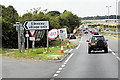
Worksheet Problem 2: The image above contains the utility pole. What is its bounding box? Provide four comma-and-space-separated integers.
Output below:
106, 6, 111, 29
116, 0, 118, 32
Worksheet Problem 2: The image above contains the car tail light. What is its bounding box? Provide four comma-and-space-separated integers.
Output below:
105, 42, 107, 46
89, 43, 91, 47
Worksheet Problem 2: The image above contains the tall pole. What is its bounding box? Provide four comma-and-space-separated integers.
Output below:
106, 6, 111, 29
17, 22, 21, 53
26, 31, 29, 53
116, 0, 118, 32
47, 30, 49, 52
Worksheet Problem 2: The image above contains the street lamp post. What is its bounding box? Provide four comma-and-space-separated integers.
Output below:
116, 0, 118, 32
106, 6, 111, 29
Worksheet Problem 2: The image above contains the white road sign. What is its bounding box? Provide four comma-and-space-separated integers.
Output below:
48, 29, 59, 39
23, 21, 49, 30
25, 34, 29, 38
29, 37, 35, 41
58, 28, 67, 39
29, 30, 36, 37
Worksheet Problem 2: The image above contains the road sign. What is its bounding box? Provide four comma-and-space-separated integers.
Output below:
73, 29, 77, 33
58, 28, 67, 39
25, 34, 29, 38
29, 30, 36, 37
23, 21, 49, 30
48, 29, 59, 39
29, 37, 35, 41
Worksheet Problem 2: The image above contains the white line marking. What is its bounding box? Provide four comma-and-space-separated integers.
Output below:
68, 49, 73, 53
61, 65, 65, 68
65, 53, 74, 63
64, 50, 68, 53
76, 44, 80, 49
58, 68, 62, 70
108, 47, 120, 61
53, 74, 58, 77
56, 71, 61, 74
64, 62, 67, 65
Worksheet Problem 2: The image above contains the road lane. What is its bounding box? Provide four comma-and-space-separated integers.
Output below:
57, 33, 118, 78
2, 57, 62, 78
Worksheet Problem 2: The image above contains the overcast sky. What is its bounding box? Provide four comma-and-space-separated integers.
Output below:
0, 0, 120, 17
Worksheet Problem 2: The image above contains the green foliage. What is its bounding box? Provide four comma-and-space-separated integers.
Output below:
1, 5, 18, 48
2, 5, 80, 48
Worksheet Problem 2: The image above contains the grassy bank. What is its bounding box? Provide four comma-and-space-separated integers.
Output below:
2, 40, 76, 60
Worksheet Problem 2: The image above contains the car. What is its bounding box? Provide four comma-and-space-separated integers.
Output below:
69, 34, 76, 39
94, 32, 99, 35
84, 31, 88, 34
106, 28, 109, 31
86, 35, 108, 53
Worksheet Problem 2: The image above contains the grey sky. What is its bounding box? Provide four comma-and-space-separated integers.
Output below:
0, 0, 119, 17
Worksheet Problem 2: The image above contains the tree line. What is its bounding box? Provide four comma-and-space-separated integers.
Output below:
80, 15, 120, 20
1, 5, 80, 48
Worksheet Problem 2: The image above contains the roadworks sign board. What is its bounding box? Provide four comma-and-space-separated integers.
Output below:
23, 21, 49, 30
58, 28, 67, 40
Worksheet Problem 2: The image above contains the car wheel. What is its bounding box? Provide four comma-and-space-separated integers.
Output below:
104, 48, 108, 53
88, 49, 91, 54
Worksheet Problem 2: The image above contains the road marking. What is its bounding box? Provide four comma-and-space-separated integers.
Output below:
61, 64, 65, 68
76, 44, 80, 49
58, 68, 62, 70
56, 71, 61, 74
65, 53, 74, 63
53, 74, 58, 77
64, 50, 68, 53
52, 53, 74, 78
108, 47, 120, 61
68, 49, 73, 53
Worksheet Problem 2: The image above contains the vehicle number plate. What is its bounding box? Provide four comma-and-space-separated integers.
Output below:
91, 43, 95, 45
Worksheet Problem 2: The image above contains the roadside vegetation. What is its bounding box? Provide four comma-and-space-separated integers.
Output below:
2, 39, 76, 60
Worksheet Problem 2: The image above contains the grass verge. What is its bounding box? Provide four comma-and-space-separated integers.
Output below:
2, 40, 76, 61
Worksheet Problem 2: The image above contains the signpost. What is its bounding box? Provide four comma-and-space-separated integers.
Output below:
23, 21, 49, 30
13, 22, 25, 53
58, 28, 67, 40
23, 21, 49, 53
48, 29, 59, 39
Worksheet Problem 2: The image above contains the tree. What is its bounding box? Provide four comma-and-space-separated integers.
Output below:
1, 5, 19, 48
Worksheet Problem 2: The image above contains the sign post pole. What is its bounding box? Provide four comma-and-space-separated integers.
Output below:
18, 23, 21, 53
47, 30, 49, 52
26, 31, 29, 53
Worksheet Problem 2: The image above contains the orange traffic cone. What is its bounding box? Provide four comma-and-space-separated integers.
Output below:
67, 41, 69, 48
61, 43, 64, 53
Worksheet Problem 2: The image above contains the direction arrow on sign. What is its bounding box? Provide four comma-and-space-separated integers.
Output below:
23, 21, 49, 30
29, 30, 36, 37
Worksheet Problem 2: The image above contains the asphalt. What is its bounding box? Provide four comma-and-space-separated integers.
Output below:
56, 32, 118, 78
1, 31, 119, 79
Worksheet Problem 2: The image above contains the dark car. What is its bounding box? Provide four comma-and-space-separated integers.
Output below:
86, 35, 108, 53
94, 32, 99, 35
69, 34, 76, 39
84, 31, 88, 34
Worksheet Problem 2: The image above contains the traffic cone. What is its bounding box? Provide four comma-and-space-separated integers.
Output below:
61, 43, 64, 53
67, 41, 69, 48
68, 39, 71, 44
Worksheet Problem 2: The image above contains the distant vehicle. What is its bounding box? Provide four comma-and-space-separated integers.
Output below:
94, 32, 99, 35
69, 34, 76, 39
84, 31, 88, 34
86, 35, 108, 53
106, 28, 109, 31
